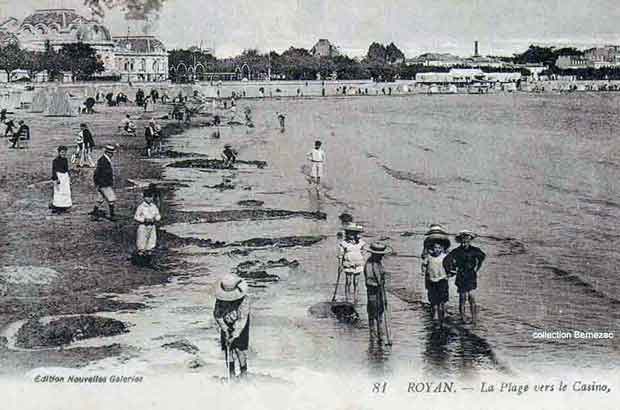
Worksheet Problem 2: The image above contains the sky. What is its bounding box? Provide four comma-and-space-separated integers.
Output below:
2, 0, 620, 57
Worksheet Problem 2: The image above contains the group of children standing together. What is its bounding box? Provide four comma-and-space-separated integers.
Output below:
336, 216, 486, 337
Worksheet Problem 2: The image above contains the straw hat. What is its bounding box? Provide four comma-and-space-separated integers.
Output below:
343, 223, 364, 233
104, 145, 116, 153
215, 274, 248, 302
363, 241, 393, 255
425, 224, 448, 236
455, 230, 476, 243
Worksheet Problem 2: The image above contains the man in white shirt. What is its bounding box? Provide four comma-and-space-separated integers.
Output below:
307, 140, 326, 185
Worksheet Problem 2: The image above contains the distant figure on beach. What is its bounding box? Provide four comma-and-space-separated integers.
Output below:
71, 129, 84, 167
9, 120, 29, 149
421, 230, 451, 327
134, 187, 161, 260
276, 112, 286, 132
51, 145, 72, 214
222, 144, 237, 168
214, 273, 251, 379
150, 89, 159, 104
443, 230, 486, 323
1, 108, 7, 123
364, 241, 392, 345
91, 145, 117, 221
145, 120, 158, 157
338, 223, 366, 303
4, 118, 15, 138
136, 89, 145, 107
80, 123, 96, 167
120, 114, 137, 136
336, 212, 354, 241
244, 107, 253, 127
306, 140, 325, 185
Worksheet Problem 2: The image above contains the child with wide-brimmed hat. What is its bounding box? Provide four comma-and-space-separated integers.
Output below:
443, 230, 486, 323
421, 230, 451, 327
214, 273, 251, 379
363, 241, 392, 345
338, 223, 366, 303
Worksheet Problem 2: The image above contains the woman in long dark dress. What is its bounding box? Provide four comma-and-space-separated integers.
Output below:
51, 146, 72, 214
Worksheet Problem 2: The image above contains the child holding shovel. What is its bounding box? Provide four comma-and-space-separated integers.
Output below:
214, 273, 251, 380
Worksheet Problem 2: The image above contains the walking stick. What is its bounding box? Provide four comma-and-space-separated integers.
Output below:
331, 264, 342, 302
381, 284, 393, 346
225, 341, 231, 382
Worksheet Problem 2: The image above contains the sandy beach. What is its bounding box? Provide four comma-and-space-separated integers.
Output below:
0, 101, 207, 373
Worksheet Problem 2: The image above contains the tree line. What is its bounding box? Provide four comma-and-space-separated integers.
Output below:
0, 40, 105, 82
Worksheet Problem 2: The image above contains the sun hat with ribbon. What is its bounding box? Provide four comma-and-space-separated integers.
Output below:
425, 224, 448, 236
215, 274, 248, 302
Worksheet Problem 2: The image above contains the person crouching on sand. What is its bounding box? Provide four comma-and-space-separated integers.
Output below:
363, 241, 392, 345
421, 233, 451, 327
443, 230, 486, 323
338, 223, 367, 303
214, 273, 251, 380
222, 144, 237, 168
134, 187, 161, 259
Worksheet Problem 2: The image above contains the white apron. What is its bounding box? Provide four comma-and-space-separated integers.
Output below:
136, 224, 157, 251
52, 172, 72, 208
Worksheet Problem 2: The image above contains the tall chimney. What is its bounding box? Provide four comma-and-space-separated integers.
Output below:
474, 41, 479, 57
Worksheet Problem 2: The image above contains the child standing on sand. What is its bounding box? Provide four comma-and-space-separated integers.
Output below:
338, 223, 366, 303
443, 230, 486, 323
421, 233, 451, 327
307, 140, 325, 186
134, 188, 161, 257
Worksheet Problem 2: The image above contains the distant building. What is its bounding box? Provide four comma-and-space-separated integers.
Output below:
0, 8, 169, 82
555, 55, 590, 70
114, 35, 169, 82
408, 53, 462, 67
310, 39, 340, 58
583, 46, 620, 68
416, 68, 485, 84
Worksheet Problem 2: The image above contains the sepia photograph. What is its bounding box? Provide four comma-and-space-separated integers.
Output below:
0, 1, 617, 409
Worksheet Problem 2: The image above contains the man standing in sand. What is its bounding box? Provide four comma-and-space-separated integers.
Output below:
307, 140, 326, 186
91, 145, 117, 221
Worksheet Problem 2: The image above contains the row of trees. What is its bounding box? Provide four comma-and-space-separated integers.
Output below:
169, 42, 409, 82
0, 41, 104, 82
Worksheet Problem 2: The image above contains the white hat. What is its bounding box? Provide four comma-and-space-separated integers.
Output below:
215, 274, 248, 301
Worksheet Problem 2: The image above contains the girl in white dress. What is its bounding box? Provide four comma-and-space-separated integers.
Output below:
134, 188, 161, 255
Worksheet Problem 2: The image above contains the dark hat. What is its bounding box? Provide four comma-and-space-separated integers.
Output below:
104, 145, 116, 153
57, 145, 68, 152
224, 144, 232, 148
455, 230, 476, 243
338, 212, 353, 224
363, 241, 393, 255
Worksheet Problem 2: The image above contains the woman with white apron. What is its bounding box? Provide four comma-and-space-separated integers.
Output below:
51, 145, 72, 214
